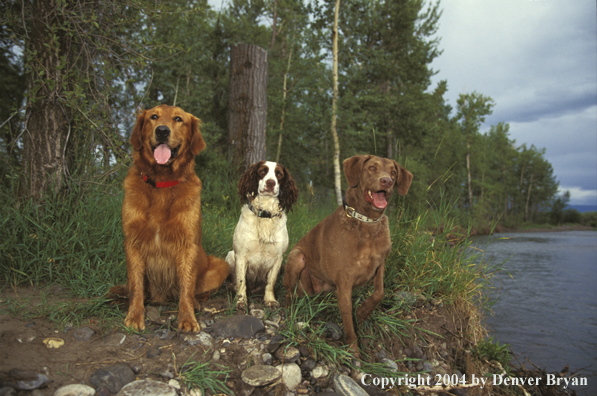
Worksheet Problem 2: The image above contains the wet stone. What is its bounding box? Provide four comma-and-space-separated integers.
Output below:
210, 315, 265, 339
266, 334, 285, 353
88, 364, 135, 394
301, 358, 316, 371
73, 327, 95, 341
0, 387, 16, 396
241, 365, 281, 387
277, 363, 301, 390
0, 369, 49, 391
274, 346, 301, 363
54, 384, 96, 396
116, 380, 176, 396
333, 374, 368, 396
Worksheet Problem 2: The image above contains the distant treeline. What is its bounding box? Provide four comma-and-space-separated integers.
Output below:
0, 0, 572, 227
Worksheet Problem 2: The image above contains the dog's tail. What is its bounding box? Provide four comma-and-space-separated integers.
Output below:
195, 255, 230, 301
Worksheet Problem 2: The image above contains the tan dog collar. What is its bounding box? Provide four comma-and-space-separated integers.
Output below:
343, 198, 383, 223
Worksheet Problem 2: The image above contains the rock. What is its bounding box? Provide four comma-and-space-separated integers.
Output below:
116, 380, 177, 396
315, 393, 342, 396
167, 379, 180, 390
241, 365, 281, 387
422, 361, 433, 372
0, 387, 16, 396
298, 346, 310, 357
43, 337, 65, 349
380, 358, 398, 373
210, 315, 265, 339
325, 322, 342, 341
0, 369, 49, 391
188, 389, 202, 396
146, 345, 162, 358
277, 364, 301, 390
88, 364, 135, 394
274, 346, 300, 363
312, 365, 329, 379
30, 390, 44, 396
160, 371, 174, 379
145, 306, 161, 322
430, 298, 443, 307
73, 327, 95, 341
262, 353, 273, 365
266, 335, 285, 353
301, 358, 316, 371
54, 384, 96, 396
212, 350, 221, 362
16, 329, 37, 344
184, 332, 214, 348
332, 375, 368, 396
358, 383, 388, 396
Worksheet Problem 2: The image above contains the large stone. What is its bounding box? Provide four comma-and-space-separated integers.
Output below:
210, 315, 265, 339
184, 332, 214, 348
0, 387, 16, 396
325, 322, 342, 341
277, 364, 301, 390
274, 346, 300, 363
0, 370, 49, 391
266, 335, 285, 353
333, 375, 368, 396
54, 384, 96, 396
73, 327, 95, 341
89, 364, 135, 394
116, 380, 177, 396
241, 365, 281, 387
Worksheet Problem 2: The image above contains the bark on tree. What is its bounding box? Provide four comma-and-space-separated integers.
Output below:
20, 0, 73, 201
330, 0, 342, 206
228, 44, 268, 171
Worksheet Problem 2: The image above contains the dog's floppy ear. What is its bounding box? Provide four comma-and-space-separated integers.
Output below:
130, 110, 146, 151
393, 161, 413, 196
190, 115, 206, 155
278, 164, 299, 212
238, 161, 263, 203
343, 155, 373, 188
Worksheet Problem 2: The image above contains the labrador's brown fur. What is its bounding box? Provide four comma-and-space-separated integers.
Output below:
283, 155, 412, 357
110, 104, 229, 332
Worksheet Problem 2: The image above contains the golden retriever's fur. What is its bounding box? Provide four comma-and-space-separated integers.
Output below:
110, 104, 228, 332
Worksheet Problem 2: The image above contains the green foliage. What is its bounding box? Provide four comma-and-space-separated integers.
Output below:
179, 354, 232, 396
581, 211, 597, 228
562, 208, 581, 224
474, 336, 512, 370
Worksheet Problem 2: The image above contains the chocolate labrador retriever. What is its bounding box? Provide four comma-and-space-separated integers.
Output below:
283, 155, 412, 357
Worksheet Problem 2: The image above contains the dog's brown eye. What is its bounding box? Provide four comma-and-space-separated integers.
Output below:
276, 171, 283, 180
150, 114, 158, 120
369, 166, 376, 171
175, 116, 183, 122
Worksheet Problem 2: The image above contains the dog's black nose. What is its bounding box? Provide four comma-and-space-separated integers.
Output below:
380, 177, 393, 188
155, 125, 170, 141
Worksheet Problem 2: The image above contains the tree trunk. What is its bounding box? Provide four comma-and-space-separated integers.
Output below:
466, 141, 473, 210
228, 44, 268, 171
275, 46, 293, 163
330, 0, 342, 206
21, 0, 73, 201
525, 172, 534, 222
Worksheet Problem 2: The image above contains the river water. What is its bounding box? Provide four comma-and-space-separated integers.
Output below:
472, 231, 597, 395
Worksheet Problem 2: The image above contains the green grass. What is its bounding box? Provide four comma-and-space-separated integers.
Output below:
179, 353, 232, 395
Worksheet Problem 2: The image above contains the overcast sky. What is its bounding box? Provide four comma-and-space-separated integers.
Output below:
429, 0, 597, 205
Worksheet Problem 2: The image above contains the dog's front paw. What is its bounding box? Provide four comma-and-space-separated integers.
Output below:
264, 299, 279, 309
178, 317, 200, 333
124, 311, 146, 332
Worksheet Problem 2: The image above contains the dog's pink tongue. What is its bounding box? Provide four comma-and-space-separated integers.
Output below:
372, 192, 387, 209
154, 144, 171, 164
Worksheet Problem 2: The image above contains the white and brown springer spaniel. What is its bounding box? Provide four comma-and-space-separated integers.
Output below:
226, 161, 299, 310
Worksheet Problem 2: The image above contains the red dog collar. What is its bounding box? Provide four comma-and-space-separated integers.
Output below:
143, 174, 180, 188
